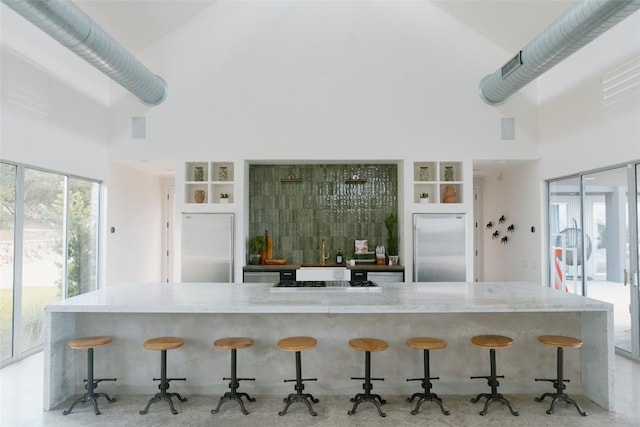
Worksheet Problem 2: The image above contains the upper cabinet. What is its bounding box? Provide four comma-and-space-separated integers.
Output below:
413, 161, 463, 204
184, 161, 234, 204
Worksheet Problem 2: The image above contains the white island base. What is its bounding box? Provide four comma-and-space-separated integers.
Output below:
44, 282, 614, 411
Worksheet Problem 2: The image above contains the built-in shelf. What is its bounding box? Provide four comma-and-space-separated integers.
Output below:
413, 161, 463, 204
184, 161, 234, 204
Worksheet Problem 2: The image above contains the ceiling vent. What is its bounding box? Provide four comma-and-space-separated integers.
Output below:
479, 0, 640, 106
1, 0, 167, 106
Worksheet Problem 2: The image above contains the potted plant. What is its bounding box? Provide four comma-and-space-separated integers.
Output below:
219, 193, 230, 203
248, 235, 266, 265
385, 213, 399, 265
419, 192, 430, 203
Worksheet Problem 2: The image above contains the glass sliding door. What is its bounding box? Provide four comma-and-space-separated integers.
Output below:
581, 167, 631, 353
66, 178, 100, 297
20, 168, 65, 353
548, 163, 640, 359
548, 176, 584, 295
0, 161, 102, 367
0, 163, 17, 362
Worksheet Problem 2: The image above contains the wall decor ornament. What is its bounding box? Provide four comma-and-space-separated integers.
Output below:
487, 215, 515, 244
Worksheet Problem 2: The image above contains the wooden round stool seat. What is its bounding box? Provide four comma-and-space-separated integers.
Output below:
349, 338, 388, 352
214, 337, 253, 350
407, 337, 447, 351
471, 335, 513, 349
68, 336, 112, 350
143, 336, 184, 351
278, 336, 317, 352
538, 335, 582, 348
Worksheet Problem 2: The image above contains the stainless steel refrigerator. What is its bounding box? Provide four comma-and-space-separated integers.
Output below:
413, 213, 467, 282
181, 213, 234, 282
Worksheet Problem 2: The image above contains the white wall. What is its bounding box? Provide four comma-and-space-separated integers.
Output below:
105, 163, 164, 286
108, 1, 540, 163
479, 162, 542, 283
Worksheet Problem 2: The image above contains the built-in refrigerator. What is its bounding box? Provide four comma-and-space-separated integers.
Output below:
181, 213, 234, 282
413, 213, 467, 282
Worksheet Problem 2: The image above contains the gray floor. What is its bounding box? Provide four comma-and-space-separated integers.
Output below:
1, 352, 639, 427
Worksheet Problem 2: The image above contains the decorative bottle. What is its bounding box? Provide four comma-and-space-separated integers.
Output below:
336, 249, 343, 265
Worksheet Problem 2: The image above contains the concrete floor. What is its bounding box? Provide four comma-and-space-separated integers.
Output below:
1, 351, 638, 427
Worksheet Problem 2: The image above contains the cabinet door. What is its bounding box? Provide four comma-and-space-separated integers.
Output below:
351, 271, 367, 282
368, 272, 404, 283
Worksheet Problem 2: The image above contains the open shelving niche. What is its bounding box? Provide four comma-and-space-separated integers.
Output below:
413, 161, 463, 204
184, 161, 234, 204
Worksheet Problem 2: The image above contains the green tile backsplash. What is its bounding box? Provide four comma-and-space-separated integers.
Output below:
249, 164, 398, 264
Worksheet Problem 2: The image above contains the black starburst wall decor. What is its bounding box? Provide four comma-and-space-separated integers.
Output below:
487, 214, 515, 244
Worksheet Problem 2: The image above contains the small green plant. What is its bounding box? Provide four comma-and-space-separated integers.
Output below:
385, 213, 398, 256
420, 193, 429, 199
248, 235, 267, 255
220, 193, 229, 199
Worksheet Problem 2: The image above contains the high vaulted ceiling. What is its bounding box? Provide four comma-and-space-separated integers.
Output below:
76, 0, 575, 55
70, 0, 577, 177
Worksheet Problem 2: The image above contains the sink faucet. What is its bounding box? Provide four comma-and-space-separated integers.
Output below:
321, 239, 329, 265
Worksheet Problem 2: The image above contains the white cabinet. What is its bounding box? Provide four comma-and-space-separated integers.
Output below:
413, 161, 463, 204
184, 161, 234, 204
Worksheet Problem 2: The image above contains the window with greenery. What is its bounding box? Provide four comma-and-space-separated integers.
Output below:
0, 161, 101, 365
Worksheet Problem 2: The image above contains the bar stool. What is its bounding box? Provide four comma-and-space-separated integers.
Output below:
347, 337, 389, 417
63, 336, 116, 415
211, 337, 256, 415
470, 335, 519, 416
535, 335, 587, 416
406, 337, 450, 415
139, 337, 187, 415
277, 336, 319, 416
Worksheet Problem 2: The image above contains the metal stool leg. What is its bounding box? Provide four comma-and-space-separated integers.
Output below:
348, 351, 386, 417
535, 347, 587, 416
63, 348, 116, 416
471, 349, 519, 416
140, 350, 187, 415
212, 348, 255, 415
407, 349, 450, 415
279, 351, 319, 416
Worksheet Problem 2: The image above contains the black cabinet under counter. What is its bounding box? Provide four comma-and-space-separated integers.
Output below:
243, 264, 405, 283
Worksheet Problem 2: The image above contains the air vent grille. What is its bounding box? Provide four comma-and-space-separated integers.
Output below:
3, 49, 50, 120
603, 55, 640, 108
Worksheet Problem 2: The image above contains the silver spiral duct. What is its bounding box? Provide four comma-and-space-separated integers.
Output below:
479, 0, 640, 106
2, 0, 168, 106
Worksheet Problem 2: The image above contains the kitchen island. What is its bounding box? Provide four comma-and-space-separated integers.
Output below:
44, 282, 613, 411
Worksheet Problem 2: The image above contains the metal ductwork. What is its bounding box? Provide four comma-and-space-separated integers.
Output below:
2, 0, 168, 106
479, 0, 640, 106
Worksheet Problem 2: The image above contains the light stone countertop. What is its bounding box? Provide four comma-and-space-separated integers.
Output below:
45, 281, 612, 314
